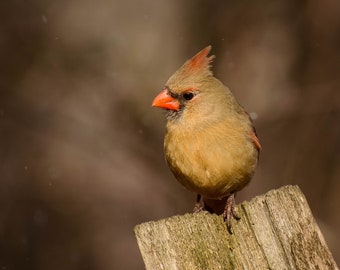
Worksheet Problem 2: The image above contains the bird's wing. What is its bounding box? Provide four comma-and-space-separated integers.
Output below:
250, 127, 261, 152
244, 111, 262, 153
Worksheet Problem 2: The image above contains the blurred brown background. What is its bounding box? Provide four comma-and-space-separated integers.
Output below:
0, 0, 339, 269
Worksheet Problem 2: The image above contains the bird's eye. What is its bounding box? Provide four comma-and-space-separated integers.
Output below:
182, 92, 195, 101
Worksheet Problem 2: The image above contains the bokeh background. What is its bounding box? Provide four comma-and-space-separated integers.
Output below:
0, 0, 339, 269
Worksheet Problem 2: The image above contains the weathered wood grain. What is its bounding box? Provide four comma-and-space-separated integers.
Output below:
135, 185, 338, 270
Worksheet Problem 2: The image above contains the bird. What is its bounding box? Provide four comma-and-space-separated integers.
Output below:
152, 45, 261, 233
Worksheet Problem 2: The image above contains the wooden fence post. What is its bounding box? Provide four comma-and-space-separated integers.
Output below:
134, 185, 338, 270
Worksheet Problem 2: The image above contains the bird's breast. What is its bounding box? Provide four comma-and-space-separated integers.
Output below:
164, 118, 258, 199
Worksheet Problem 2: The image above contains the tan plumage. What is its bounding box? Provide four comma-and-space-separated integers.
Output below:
152, 46, 261, 232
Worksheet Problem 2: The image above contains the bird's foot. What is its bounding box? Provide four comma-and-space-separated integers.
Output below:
193, 204, 204, 213
193, 194, 205, 213
223, 192, 240, 234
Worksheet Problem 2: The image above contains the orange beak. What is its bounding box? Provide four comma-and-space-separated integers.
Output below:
152, 89, 180, 111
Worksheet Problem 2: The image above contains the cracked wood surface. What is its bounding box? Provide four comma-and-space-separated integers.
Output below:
134, 185, 338, 270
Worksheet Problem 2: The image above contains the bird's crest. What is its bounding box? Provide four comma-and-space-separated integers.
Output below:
186, 45, 215, 74
168, 46, 215, 85
166, 46, 215, 89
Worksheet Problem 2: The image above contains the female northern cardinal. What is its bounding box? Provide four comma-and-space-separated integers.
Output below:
152, 46, 261, 233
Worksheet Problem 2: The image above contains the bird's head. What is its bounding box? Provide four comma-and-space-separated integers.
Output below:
152, 46, 227, 121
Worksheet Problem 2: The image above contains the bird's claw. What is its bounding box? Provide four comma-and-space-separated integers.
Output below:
193, 194, 205, 213
223, 192, 240, 234
193, 205, 204, 213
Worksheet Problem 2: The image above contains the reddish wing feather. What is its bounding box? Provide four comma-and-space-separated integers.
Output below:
244, 111, 262, 153
250, 130, 262, 152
